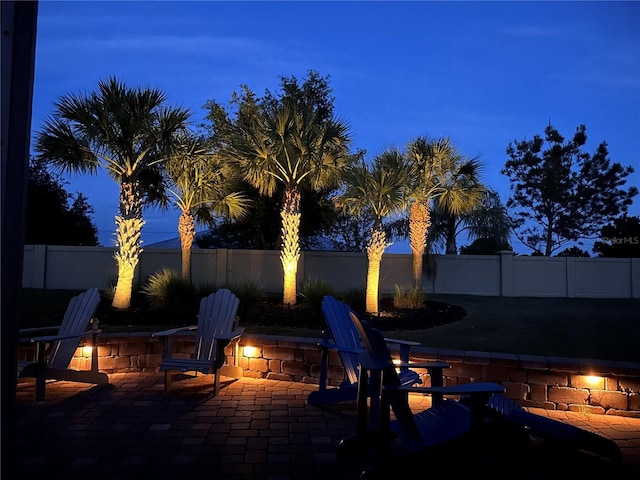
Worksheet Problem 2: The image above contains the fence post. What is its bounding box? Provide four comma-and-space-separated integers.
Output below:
565, 257, 576, 298
216, 248, 228, 287
499, 250, 514, 297
24, 244, 47, 289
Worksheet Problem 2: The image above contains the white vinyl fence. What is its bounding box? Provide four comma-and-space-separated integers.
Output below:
22, 245, 640, 298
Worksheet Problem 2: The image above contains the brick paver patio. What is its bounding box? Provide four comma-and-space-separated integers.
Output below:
10, 373, 640, 479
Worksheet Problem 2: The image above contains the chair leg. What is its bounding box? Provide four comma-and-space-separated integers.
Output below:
35, 341, 47, 401
213, 345, 228, 395
317, 345, 329, 393
35, 374, 46, 401
164, 371, 172, 391
213, 368, 220, 396
369, 370, 382, 423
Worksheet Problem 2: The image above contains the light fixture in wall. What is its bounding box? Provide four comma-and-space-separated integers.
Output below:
243, 346, 259, 358
586, 375, 602, 385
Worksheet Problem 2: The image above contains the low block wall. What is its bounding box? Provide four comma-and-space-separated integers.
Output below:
18, 333, 640, 418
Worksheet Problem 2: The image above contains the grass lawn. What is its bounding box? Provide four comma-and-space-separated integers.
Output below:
17, 289, 640, 363
392, 294, 640, 363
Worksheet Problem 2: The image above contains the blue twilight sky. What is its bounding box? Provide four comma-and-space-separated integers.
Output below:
30, 1, 640, 254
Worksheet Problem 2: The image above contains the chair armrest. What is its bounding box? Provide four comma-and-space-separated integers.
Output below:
395, 382, 504, 396
395, 361, 450, 370
25, 329, 103, 344
19, 325, 61, 336
152, 325, 197, 338
215, 328, 245, 341
383, 337, 421, 363
383, 337, 421, 347
317, 339, 361, 355
359, 353, 448, 373
316, 339, 335, 349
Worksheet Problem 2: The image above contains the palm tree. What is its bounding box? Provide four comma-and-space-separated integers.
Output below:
164, 133, 250, 281
429, 188, 513, 254
337, 150, 409, 314
220, 98, 351, 305
405, 136, 484, 287
34, 77, 191, 309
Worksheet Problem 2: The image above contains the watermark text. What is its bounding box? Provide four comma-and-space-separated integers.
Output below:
601, 237, 639, 245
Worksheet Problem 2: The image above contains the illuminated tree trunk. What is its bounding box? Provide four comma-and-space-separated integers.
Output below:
409, 200, 431, 289
365, 227, 387, 314
178, 210, 195, 282
280, 187, 301, 305
112, 179, 144, 310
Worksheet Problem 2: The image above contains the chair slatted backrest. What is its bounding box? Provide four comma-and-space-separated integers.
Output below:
321, 296, 363, 384
194, 288, 240, 361
48, 288, 101, 369
349, 311, 422, 442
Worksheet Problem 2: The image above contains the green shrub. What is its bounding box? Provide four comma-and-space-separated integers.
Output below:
102, 275, 118, 303
339, 288, 366, 311
194, 282, 218, 299
230, 279, 264, 322
299, 277, 335, 309
141, 268, 200, 324
392, 285, 426, 309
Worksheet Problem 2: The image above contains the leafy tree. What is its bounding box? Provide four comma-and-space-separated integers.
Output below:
502, 124, 638, 256
319, 207, 376, 252
196, 183, 282, 250
336, 150, 409, 313
555, 246, 590, 257
593, 215, 640, 258
428, 189, 513, 254
404, 137, 484, 284
35, 77, 191, 309
205, 71, 353, 305
164, 132, 250, 281
25, 159, 99, 246
262, 70, 335, 125
197, 184, 338, 251
460, 237, 512, 255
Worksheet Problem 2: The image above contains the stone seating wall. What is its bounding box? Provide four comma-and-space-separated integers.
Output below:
17, 332, 640, 417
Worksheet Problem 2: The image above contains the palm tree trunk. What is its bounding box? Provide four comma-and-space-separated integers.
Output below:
365, 227, 386, 314
409, 201, 431, 289
112, 179, 144, 310
178, 210, 195, 282
280, 187, 301, 305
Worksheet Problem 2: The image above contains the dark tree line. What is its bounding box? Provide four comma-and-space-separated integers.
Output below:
25, 159, 98, 246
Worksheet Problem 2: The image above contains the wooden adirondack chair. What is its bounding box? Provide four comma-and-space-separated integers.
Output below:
481, 393, 622, 463
342, 314, 504, 478
308, 295, 450, 408
153, 288, 243, 395
17, 287, 108, 401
